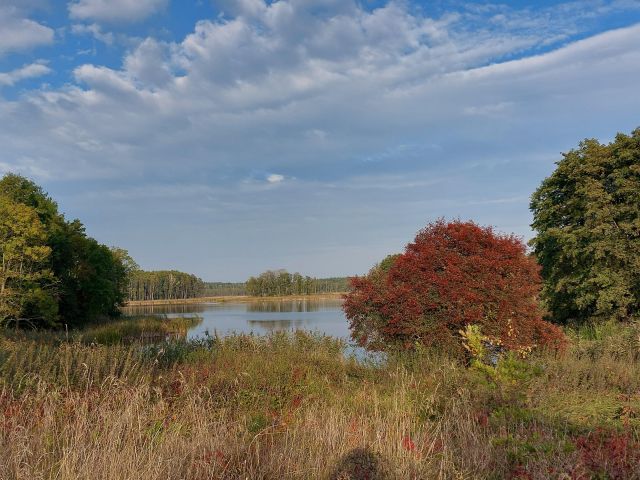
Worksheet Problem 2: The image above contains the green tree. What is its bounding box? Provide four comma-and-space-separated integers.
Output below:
0, 173, 58, 224
111, 248, 139, 276
243, 270, 349, 297
530, 128, 640, 324
76, 239, 127, 318
0, 196, 57, 327
126, 270, 204, 301
0, 174, 129, 327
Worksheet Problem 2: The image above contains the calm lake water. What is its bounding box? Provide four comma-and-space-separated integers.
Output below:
122, 297, 351, 341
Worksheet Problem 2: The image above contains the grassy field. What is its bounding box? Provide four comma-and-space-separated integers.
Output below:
1, 320, 639, 479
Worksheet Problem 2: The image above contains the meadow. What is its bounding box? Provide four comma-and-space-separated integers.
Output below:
1, 319, 639, 479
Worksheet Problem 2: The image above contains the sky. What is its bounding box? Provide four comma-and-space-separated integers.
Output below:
1, 0, 639, 281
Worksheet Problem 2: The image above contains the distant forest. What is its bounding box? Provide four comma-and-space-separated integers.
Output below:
202, 282, 247, 296
126, 270, 350, 301
126, 271, 205, 302
245, 270, 350, 297
204, 275, 350, 297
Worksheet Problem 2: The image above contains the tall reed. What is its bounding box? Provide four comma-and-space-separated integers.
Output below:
1, 326, 639, 479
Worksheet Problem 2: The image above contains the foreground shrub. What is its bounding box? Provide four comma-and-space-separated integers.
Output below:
344, 220, 565, 353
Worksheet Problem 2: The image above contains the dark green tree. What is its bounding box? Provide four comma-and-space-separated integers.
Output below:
0, 174, 128, 327
530, 128, 640, 324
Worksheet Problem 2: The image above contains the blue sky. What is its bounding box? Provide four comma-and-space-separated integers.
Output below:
1, 0, 639, 281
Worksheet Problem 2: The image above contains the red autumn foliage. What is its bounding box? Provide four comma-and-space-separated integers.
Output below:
573, 428, 640, 480
343, 219, 565, 353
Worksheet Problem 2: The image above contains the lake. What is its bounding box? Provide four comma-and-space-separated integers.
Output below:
122, 297, 351, 341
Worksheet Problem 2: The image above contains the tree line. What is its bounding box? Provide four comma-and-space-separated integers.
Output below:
126, 270, 205, 301
245, 270, 349, 297
0, 174, 128, 328
202, 282, 247, 296
0, 174, 208, 323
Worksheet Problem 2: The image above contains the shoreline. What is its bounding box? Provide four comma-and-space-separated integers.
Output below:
122, 292, 346, 307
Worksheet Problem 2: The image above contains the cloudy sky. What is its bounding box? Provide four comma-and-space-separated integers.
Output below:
1, 0, 639, 281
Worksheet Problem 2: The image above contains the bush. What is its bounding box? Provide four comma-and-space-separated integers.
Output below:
343, 219, 565, 353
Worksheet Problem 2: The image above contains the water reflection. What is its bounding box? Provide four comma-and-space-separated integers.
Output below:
122, 298, 349, 341
246, 318, 313, 331
246, 299, 321, 312
120, 298, 379, 360
122, 303, 209, 316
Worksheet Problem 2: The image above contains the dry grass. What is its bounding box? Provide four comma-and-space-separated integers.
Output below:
1, 323, 640, 479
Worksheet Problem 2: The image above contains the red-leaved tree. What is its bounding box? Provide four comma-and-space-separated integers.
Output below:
343, 220, 565, 353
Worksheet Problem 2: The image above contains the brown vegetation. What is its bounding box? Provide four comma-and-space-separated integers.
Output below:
1, 322, 639, 479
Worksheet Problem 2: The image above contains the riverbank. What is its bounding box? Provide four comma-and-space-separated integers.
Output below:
1, 324, 639, 479
123, 292, 346, 307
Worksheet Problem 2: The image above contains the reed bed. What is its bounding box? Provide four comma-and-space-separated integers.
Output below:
1, 324, 640, 479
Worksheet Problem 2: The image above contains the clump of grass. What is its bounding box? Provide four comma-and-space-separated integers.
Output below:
79, 316, 202, 345
0, 336, 153, 392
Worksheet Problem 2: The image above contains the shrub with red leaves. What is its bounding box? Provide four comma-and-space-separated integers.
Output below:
573, 428, 640, 479
343, 219, 565, 353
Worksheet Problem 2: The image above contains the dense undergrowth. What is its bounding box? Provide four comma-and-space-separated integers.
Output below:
1, 321, 639, 479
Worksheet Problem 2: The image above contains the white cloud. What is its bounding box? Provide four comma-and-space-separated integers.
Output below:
267, 174, 285, 184
5, 0, 640, 278
0, 62, 51, 87
123, 38, 173, 88
0, 6, 54, 55
0, 1, 50, 10
71, 23, 115, 45
68, 0, 168, 23
1, 2, 638, 185
73, 64, 137, 95
0, 0, 637, 274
